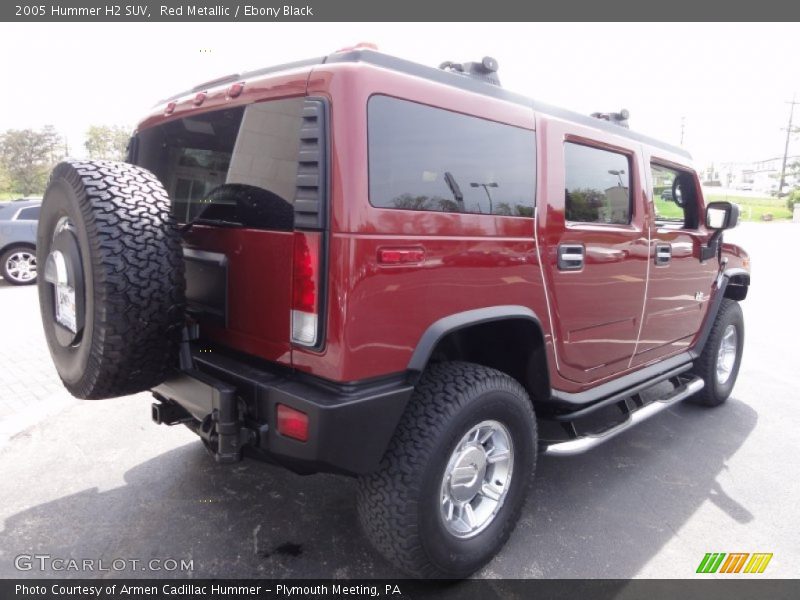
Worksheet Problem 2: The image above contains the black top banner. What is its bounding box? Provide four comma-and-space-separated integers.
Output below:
2, 0, 800, 21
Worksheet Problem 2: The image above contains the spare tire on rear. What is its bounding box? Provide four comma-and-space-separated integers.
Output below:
37, 159, 185, 399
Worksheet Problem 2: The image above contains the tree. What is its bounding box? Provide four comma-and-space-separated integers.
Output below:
0, 126, 63, 195
84, 125, 131, 161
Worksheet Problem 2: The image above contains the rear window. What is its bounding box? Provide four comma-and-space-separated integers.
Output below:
368, 95, 536, 217
136, 97, 306, 230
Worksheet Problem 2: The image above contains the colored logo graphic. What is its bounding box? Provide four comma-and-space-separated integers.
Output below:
696, 553, 773, 574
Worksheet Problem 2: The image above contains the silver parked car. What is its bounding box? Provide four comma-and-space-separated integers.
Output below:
0, 199, 41, 285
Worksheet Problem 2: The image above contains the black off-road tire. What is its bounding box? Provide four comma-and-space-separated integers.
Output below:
356, 361, 537, 578
37, 159, 185, 399
689, 298, 744, 407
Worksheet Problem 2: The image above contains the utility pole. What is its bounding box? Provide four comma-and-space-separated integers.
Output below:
778, 94, 798, 194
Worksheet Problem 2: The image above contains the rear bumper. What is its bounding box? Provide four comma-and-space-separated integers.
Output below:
151, 345, 413, 476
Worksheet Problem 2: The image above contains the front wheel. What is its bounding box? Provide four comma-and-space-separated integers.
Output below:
689, 298, 744, 407
357, 361, 537, 578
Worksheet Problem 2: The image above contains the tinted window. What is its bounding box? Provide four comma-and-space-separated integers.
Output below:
17, 206, 40, 220
368, 96, 535, 217
564, 143, 631, 224
651, 163, 699, 228
137, 98, 304, 230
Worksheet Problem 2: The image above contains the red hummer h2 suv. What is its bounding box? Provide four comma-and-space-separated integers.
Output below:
37, 48, 750, 577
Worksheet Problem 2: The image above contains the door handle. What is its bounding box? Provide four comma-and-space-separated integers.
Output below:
655, 243, 672, 265
558, 244, 585, 271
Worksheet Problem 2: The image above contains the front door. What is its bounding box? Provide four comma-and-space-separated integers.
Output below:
631, 160, 718, 366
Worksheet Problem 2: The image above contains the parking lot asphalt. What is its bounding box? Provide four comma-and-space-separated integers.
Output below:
0, 223, 798, 579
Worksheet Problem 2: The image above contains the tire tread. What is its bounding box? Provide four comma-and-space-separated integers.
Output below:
42, 159, 185, 399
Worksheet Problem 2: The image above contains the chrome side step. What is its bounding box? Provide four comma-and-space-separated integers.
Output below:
541, 376, 705, 457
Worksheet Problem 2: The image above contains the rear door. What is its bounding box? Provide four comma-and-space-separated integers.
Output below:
540, 121, 648, 384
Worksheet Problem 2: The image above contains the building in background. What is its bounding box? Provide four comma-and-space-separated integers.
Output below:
704, 156, 799, 194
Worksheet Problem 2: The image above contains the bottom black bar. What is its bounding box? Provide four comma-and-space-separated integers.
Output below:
2, 579, 799, 600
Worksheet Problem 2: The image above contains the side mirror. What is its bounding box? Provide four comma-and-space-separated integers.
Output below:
705, 201, 740, 230
700, 201, 739, 262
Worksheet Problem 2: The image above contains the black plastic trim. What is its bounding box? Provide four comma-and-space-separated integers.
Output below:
546, 364, 692, 421
550, 352, 694, 406
689, 269, 748, 359
293, 98, 329, 230
153, 344, 412, 475
407, 305, 545, 373
723, 267, 750, 283
182, 248, 228, 327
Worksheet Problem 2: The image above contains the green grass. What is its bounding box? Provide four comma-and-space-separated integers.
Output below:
654, 197, 685, 220
705, 193, 792, 222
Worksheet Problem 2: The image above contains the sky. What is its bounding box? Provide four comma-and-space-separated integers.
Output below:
0, 22, 798, 167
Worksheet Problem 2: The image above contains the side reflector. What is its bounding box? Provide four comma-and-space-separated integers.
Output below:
276, 404, 309, 442
378, 247, 425, 265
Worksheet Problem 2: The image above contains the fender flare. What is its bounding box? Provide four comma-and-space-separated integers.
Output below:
407, 305, 547, 373
722, 267, 750, 285
691, 268, 748, 358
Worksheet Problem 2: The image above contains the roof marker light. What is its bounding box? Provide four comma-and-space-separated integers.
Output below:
193, 92, 207, 106
335, 42, 379, 53
227, 82, 245, 98
165, 101, 176, 115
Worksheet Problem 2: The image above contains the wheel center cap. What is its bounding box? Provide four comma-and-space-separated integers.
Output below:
448, 445, 487, 502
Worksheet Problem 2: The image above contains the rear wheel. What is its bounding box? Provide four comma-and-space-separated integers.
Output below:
1, 245, 37, 285
37, 159, 185, 399
689, 298, 744, 407
356, 361, 536, 578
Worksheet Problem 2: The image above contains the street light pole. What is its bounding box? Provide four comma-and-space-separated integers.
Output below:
470, 182, 498, 214
608, 169, 626, 187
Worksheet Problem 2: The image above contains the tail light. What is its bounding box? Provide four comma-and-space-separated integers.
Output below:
276, 404, 309, 442
291, 231, 321, 346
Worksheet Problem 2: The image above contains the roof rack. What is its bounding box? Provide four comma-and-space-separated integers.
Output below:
438, 56, 501, 87
156, 49, 690, 160
591, 109, 631, 129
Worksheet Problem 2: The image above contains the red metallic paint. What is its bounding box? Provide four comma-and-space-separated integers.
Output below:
183, 225, 294, 366
134, 57, 743, 397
